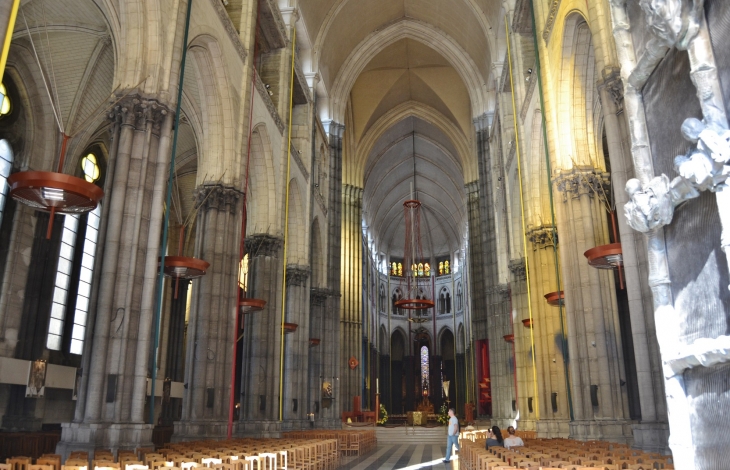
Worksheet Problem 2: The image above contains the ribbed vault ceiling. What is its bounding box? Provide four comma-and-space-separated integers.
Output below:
300, 0, 499, 257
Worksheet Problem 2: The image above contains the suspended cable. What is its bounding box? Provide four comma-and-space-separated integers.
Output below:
505, 14, 540, 420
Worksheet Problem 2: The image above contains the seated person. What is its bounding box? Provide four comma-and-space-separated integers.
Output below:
503, 426, 524, 449
485, 425, 504, 448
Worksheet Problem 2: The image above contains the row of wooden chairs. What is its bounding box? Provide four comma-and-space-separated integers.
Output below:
457, 437, 674, 470
5, 436, 344, 470
281, 430, 376, 457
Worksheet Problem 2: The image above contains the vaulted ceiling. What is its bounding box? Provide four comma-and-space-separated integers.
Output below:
300, 0, 501, 258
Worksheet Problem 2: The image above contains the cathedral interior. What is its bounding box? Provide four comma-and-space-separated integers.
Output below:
0, 0, 729, 467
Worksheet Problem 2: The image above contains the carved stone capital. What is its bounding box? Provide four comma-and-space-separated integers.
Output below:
486, 283, 511, 301
286, 264, 310, 287
195, 184, 242, 214
245, 234, 283, 258
112, 96, 171, 132
527, 224, 558, 249
553, 166, 611, 201
598, 67, 624, 115
509, 258, 527, 281
310, 288, 330, 306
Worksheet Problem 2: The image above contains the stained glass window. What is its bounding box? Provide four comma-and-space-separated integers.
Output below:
438, 261, 444, 275
391, 262, 397, 275
397, 263, 402, 276
0, 140, 13, 229
417, 263, 424, 277
421, 345, 429, 393
0, 84, 10, 116
239, 253, 249, 292
424, 263, 430, 277
444, 261, 450, 274
81, 153, 101, 183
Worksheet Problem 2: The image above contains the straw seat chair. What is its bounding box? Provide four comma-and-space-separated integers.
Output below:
7, 457, 32, 470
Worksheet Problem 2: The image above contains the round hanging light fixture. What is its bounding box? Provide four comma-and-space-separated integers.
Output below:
544, 291, 565, 307
584, 243, 623, 269
8, 170, 103, 214
162, 255, 210, 279
503, 334, 515, 343
283, 322, 298, 334
522, 318, 533, 328
395, 199, 435, 311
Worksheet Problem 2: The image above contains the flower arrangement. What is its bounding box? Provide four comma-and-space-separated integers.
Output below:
436, 403, 449, 425
377, 404, 388, 425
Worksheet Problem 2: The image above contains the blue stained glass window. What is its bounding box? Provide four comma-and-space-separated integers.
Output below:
421, 345, 429, 392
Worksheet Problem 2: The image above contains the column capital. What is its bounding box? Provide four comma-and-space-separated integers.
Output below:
195, 184, 242, 214
508, 258, 527, 281
245, 234, 283, 257
553, 166, 610, 201
286, 264, 310, 286
598, 67, 624, 115
111, 95, 173, 131
526, 224, 558, 250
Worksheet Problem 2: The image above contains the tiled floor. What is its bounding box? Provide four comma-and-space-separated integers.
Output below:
341, 444, 460, 469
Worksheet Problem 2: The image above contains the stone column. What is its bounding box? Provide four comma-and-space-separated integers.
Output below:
554, 168, 632, 442
238, 234, 283, 435
340, 184, 362, 412
474, 114, 515, 425
308, 288, 328, 426
57, 96, 171, 455
161, 279, 189, 426
509, 258, 538, 430
598, 68, 668, 451
526, 225, 570, 437
282, 265, 310, 426
174, 184, 241, 440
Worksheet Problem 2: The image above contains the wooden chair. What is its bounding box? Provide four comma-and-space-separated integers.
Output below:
37, 458, 61, 470
61, 466, 87, 470
65, 461, 89, 468
7, 458, 32, 470
28, 465, 54, 470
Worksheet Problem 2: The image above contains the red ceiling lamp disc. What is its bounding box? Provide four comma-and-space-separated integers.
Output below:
584, 243, 623, 269
8, 171, 104, 214
240, 297, 266, 314
503, 334, 515, 343
283, 322, 298, 334
309, 338, 321, 347
544, 291, 565, 307
163, 255, 210, 279
522, 318, 533, 328
8, 134, 104, 239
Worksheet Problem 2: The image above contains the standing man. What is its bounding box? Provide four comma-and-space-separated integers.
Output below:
443, 408, 460, 463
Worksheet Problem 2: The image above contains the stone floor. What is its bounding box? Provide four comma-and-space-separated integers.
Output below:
341, 443, 460, 469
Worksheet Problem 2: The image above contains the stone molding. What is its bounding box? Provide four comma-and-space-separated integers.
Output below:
259, 0, 287, 51
509, 258, 527, 281
195, 184, 243, 214
245, 234, 283, 258
512, 0, 533, 35
255, 73, 285, 134
290, 144, 309, 181
543, 0, 561, 45
209, 0, 248, 63
286, 264, 310, 286
598, 67, 624, 115
527, 224, 558, 249
553, 166, 610, 201
520, 62, 539, 120
313, 190, 328, 216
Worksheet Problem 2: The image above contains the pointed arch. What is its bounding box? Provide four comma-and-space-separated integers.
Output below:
188, 35, 237, 186
246, 124, 276, 233
329, 18, 489, 125
286, 178, 306, 265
